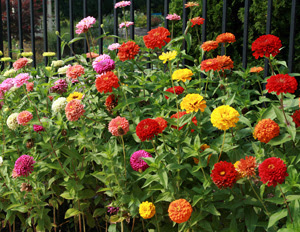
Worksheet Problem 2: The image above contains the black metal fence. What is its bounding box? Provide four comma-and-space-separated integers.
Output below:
0, 0, 298, 75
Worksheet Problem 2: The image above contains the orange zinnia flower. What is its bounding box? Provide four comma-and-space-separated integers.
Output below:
117, 41, 140, 61
86, 52, 99, 58
215, 55, 234, 71
250, 67, 264, 73
216, 33, 236, 44
143, 27, 171, 49
200, 59, 219, 72
253, 119, 280, 143
236, 156, 257, 178
190, 17, 205, 27
201, 41, 219, 52
185, 2, 199, 8
168, 199, 193, 223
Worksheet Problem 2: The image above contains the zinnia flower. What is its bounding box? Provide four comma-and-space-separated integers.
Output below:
166, 13, 181, 21
170, 112, 197, 132
50, 79, 68, 94
95, 71, 120, 93
172, 69, 193, 82
216, 33, 236, 44
42, 52, 56, 57
200, 59, 220, 72
0, 78, 14, 93
67, 92, 83, 102
211, 161, 238, 189
154, 117, 168, 133
236, 156, 257, 178
215, 55, 234, 71
250, 67, 264, 73
57, 65, 71, 75
130, 150, 152, 172
17, 111, 33, 126
253, 119, 280, 143
211, 105, 240, 131
105, 94, 118, 113
251, 34, 282, 59
66, 65, 85, 79
13, 57, 29, 70
117, 41, 140, 61
7, 113, 19, 130
168, 199, 193, 223
136, 118, 160, 141
258, 157, 288, 187
92, 55, 115, 74
75, 16, 96, 34
159, 50, 177, 64
108, 43, 121, 51
139, 201, 156, 219
13, 73, 30, 88
14, 155, 35, 177
165, 86, 184, 99
266, 74, 297, 95
3, 69, 16, 77
119, 21, 134, 28
108, 116, 129, 136
21, 52, 33, 57
26, 82, 34, 92
143, 27, 171, 49
292, 110, 300, 127
185, 2, 199, 8
65, 99, 85, 121
114, 1, 131, 8
52, 97, 67, 114
180, 94, 206, 113
33, 124, 45, 133
201, 41, 219, 52
190, 17, 205, 27
51, 60, 65, 67
86, 52, 99, 59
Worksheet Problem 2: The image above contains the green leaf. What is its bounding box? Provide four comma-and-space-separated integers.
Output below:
68, 37, 84, 45
65, 208, 81, 219
155, 192, 173, 203
245, 207, 258, 232
158, 169, 168, 189
93, 208, 106, 217
202, 204, 220, 216
268, 209, 287, 228
184, 33, 192, 52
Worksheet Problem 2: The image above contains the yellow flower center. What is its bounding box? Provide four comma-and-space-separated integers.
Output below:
176, 206, 181, 212
268, 164, 274, 169
220, 171, 226, 176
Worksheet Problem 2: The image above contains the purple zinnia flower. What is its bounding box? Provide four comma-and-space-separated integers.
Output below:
130, 150, 152, 172
107, 206, 119, 215
14, 155, 35, 177
92, 54, 115, 74
50, 79, 68, 94
33, 124, 44, 133
13, 73, 30, 88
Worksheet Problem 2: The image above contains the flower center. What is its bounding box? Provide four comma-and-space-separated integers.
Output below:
268, 164, 274, 169
220, 171, 226, 176
144, 125, 149, 129
176, 206, 181, 212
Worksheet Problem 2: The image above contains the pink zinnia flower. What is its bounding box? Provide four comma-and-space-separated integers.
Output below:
51, 79, 68, 94
92, 55, 115, 74
33, 124, 44, 133
119, 21, 134, 28
75, 16, 96, 34
26, 82, 34, 92
13, 57, 29, 70
13, 73, 30, 88
166, 13, 181, 21
65, 99, 85, 121
108, 43, 121, 51
17, 111, 33, 126
66, 65, 85, 79
130, 150, 152, 172
0, 78, 14, 93
114, 1, 131, 8
14, 155, 35, 177
108, 116, 130, 136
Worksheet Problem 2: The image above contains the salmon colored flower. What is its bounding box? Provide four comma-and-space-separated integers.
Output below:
253, 119, 280, 143
166, 13, 181, 21
185, 2, 199, 8
13, 58, 29, 70
236, 156, 257, 178
86, 52, 99, 58
200, 59, 219, 72
117, 41, 140, 61
17, 111, 33, 126
65, 99, 85, 121
168, 199, 192, 223
26, 82, 34, 92
216, 33, 236, 44
201, 41, 219, 52
250, 67, 264, 73
66, 65, 85, 79
108, 116, 129, 136
143, 27, 171, 49
190, 17, 204, 27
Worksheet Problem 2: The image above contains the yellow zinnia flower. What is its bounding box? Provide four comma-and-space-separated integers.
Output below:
21, 52, 33, 57
42, 52, 56, 57
172, 69, 193, 82
159, 50, 177, 64
1, 57, 12, 62
139, 201, 156, 219
210, 105, 240, 131
0, 50, 3, 56
180, 94, 206, 113
67, 92, 83, 102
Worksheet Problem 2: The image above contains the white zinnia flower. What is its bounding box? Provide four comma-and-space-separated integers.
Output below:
52, 97, 67, 114
7, 113, 19, 130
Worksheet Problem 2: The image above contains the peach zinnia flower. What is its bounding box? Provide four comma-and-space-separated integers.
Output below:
17, 111, 33, 126
108, 116, 130, 136
185, 2, 199, 8
215, 55, 234, 71
86, 52, 99, 58
66, 65, 85, 79
168, 199, 193, 223
236, 156, 257, 178
13, 57, 29, 70
216, 33, 236, 44
65, 99, 85, 121
201, 41, 219, 52
250, 67, 264, 73
26, 82, 34, 92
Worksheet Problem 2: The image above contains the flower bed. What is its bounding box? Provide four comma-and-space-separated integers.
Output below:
0, 1, 300, 232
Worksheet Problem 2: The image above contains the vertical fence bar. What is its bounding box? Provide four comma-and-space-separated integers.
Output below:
83, 0, 88, 53
6, 0, 12, 65
18, 0, 23, 51
69, 0, 74, 56
242, 0, 250, 69
30, 0, 36, 67
182, 0, 187, 66
288, 0, 296, 73
164, 0, 169, 29
43, 0, 48, 66
55, 0, 61, 59
0, 1, 3, 70
264, 0, 272, 78
98, 0, 103, 54
130, 0, 135, 40
113, 0, 118, 43
202, 0, 207, 43
146, 0, 151, 69
221, 0, 227, 55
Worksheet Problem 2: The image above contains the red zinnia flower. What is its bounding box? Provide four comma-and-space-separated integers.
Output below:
190, 17, 204, 27
170, 112, 197, 132
200, 59, 219, 72
201, 41, 219, 52
258, 157, 288, 187
105, 94, 118, 113
251, 34, 282, 59
211, 161, 238, 189
143, 27, 171, 49
165, 86, 184, 99
216, 33, 236, 44
95, 72, 120, 93
292, 109, 300, 127
266, 74, 297, 95
253, 119, 280, 143
154, 117, 168, 133
136, 118, 160, 141
117, 41, 140, 62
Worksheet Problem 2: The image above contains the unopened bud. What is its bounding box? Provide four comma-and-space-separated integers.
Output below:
55, 31, 60, 36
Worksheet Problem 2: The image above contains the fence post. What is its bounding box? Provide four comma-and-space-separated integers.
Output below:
242, 0, 250, 69
0, 1, 3, 70
83, 0, 88, 53
43, 0, 48, 66
18, 0, 23, 52
130, 0, 135, 40
98, 0, 103, 54
164, 0, 169, 29
69, 0, 74, 56
113, 0, 118, 43
221, 0, 227, 55
30, 0, 36, 67
55, 0, 61, 59
6, 0, 12, 66
288, 0, 296, 73
264, 0, 272, 78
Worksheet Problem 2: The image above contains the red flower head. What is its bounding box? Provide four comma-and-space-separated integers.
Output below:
258, 157, 288, 187
253, 119, 280, 143
292, 109, 300, 127
170, 111, 197, 132
200, 59, 219, 72
143, 27, 171, 49
215, 55, 234, 71
251, 34, 282, 59
201, 41, 219, 52
211, 161, 238, 189
154, 117, 168, 133
95, 72, 120, 93
168, 199, 193, 223
216, 33, 236, 44
165, 86, 184, 99
266, 74, 297, 95
105, 94, 118, 113
117, 41, 140, 62
190, 17, 205, 27
136, 118, 160, 141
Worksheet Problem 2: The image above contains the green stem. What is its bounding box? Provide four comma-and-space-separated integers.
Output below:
152, 196, 161, 232
169, 61, 179, 128
249, 180, 270, 216
121, 135, 127, 177
278, 185, 293, 223
85, 33, 92, 64
217, 130, 226, 162
280, 93, 289, 126
151, 140, 159, 156
171, 22, 174, 40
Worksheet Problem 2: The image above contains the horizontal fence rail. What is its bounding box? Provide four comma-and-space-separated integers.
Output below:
0, 0, 298, 76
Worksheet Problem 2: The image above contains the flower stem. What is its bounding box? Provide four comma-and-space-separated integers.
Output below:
152, 196, 161, 232
217, 130, 226, 162
151, 140, 159, 156
85, 33, 92, 64
169, 61, 179, 128
278, 185, 293, 223
280, 93, 289, 126
121, 135, 126, 177
249, 180, 270, 216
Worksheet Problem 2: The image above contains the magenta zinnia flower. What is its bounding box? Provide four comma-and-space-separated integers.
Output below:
108, 116, 129, 136
14, 155, 35, 177
75, 16, 96, 34
114, 1, 131, 8
130, 150, 152, 172
17, 111, 33, 126
51, 79, 68, 94
13, 73, 30, 88
166, 13, 181, 21
33, 124, 44, 133
92, 54, 115, 74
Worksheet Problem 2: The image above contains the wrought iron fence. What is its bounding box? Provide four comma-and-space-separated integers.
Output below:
0, 0, 298, 76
